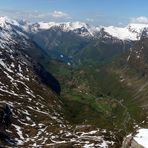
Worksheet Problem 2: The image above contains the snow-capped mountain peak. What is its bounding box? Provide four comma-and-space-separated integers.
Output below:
32, 22, 57, 31
127, 23, 148, 33
31, 21, 89, 30
0, 16, 20, 28
30, 21, 94, 37
0, 16, 28, 50
61, 21, 89, 30
102, 23, 148, 41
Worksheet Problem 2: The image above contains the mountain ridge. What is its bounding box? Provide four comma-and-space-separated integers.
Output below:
15, 17, 148, 41
1, 16, 148, 41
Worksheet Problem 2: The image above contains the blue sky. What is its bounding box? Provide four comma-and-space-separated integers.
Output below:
0, 0, 148, 26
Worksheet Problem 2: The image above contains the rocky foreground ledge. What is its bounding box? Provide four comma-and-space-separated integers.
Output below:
122, 128, 148, 148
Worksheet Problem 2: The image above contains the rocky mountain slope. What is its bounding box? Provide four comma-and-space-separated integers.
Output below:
109, 30, 148, 148
0, 16, 64, 147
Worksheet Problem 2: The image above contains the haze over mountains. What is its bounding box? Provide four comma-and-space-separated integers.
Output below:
0, 16, 148, 147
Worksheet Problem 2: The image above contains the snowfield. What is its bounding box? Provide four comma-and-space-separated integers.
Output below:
134, 128, 148, 148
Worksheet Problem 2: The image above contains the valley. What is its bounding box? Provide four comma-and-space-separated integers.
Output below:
0, 16, 148, 147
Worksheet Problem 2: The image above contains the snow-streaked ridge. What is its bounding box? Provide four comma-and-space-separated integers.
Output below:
0, 16, 20, 28
0, 16, 29, 50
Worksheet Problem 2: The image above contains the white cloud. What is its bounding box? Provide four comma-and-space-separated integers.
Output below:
51, 11, 68, 18
86, 18, 94, 22
0, 9, 70, 22
131, 16, 148, 24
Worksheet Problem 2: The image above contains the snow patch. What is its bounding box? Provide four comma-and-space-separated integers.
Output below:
134, 128, 148, 148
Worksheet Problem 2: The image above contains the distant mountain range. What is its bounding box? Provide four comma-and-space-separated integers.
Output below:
18, 17, 148, 40
0, 16, 134, 66
1, 16, 148, 40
